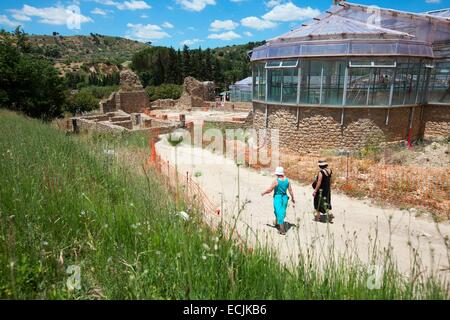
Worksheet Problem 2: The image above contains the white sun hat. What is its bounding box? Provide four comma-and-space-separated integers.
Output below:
274, 167, 285, 176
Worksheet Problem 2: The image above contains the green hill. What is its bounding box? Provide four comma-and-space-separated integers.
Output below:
27, 33, 148, 64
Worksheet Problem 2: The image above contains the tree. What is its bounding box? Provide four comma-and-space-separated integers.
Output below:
182, 45, 191, 79
0, 29, 66, 120
66, 90, 99, 115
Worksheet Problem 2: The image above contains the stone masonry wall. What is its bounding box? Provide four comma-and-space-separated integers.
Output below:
252, 103, 427, 154
423, 105, 450, 139
118, 91, 149, 114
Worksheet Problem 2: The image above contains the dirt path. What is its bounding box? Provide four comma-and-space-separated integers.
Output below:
156, 138, 450, 279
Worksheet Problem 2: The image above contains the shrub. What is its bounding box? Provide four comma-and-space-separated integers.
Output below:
66, 90, 99, 115
146, 84, 182, 102
0, 31, 66, 120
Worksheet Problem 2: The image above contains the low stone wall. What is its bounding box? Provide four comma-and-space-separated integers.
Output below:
75, 118, 127, 133
150, 99, 177, 109
204, 113, 253, 131
114, 120, 133, 130
252, 103, 427, 154
204, 101, 252, 112
423, 104, 450, 139
111, 115, 132, 123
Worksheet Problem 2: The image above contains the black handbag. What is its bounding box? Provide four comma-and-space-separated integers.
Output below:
312, 177, 317, 189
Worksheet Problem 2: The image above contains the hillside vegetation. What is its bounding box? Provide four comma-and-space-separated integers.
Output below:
0, 110, 448, 299
27, 33, 147, 64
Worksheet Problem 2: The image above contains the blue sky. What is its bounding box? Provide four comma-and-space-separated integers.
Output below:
0, 0, 449, 49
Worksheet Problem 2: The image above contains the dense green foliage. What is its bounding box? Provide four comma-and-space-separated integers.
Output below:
0, 111, 448, 299
0, 28, 66, 120
78, 86, 119, 100
146, 84, 183, 101
65, 69, 120, 90
132, 42, 264, 90
66, 90, 100, 115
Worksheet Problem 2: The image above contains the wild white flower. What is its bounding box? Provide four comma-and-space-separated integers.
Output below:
155, 251, 161, 255
202, 255, 207, 260
202, 243, 210, 251
214, 244, 219, 251
42, 241, 48, 246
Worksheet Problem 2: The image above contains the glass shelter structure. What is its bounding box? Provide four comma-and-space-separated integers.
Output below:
230, 77, 253, 102
251, 2, 450, 110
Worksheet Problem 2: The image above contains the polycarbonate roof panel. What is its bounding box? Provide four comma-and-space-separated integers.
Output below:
235, 77, 252, 86
272, 15, 412, 43
425, 9, 450, 19
251, 40, 434, 61
337, 2, 450, 43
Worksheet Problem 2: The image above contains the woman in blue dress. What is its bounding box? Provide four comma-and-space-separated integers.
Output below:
261, 167, 295, 235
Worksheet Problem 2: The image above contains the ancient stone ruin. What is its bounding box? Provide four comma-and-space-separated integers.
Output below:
100, 69, 149, 114
177, 77, 216, 109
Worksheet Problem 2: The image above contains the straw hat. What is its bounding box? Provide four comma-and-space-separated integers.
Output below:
318, 159, 328, 167
274, 167, 285, 176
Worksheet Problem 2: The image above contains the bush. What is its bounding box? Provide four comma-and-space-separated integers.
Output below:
79, 86, 118, 100
66, 90, 99, 115
0, 30, 66, 120
146, 84, 182, 102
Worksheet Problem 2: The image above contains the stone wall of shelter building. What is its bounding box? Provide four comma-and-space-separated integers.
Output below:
252, 103, 428, 154
423, 104, 450, 139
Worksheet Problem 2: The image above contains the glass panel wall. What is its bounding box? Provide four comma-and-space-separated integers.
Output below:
267, 69, 282, 102
371, 68, 393, 106
299, 61, 322, 104
253, 57, 439, 106
322, 61, 346, 105
428, 61, 450, 104
346, 60, 395, 106
252, 63, 266, 101
346, 66, 372, 106
282, 68, 298, 104
392, 59, 410, 105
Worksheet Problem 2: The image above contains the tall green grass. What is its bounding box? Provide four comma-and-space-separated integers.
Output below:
0, 110, 448, 299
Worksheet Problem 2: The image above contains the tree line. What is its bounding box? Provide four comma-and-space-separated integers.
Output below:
131, 43, 263, 91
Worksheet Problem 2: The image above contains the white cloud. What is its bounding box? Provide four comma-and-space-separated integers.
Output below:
11, 13, 31, 22
126, 23, 170, 41
9, 5, 92, 26
209, 19, 238, 31
91, 8, 108, 15
176, 0, 216, 12
141, 14, 148, 18
162, 22, 174, 28
240, 16, 277, 30
95, 0, 151, 11
208, 31, 241, 41
425, 0, 441, 3
0, 15, 21, 28
263, 2, 320, 22
265, 0, 282, 8
244, 31, 253, 37
181, 38, 203, 46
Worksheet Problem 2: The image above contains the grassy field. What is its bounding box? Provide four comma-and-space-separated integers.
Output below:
0, 110, 448, 299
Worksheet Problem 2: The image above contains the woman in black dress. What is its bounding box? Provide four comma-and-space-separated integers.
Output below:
313, 159, 334, 223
